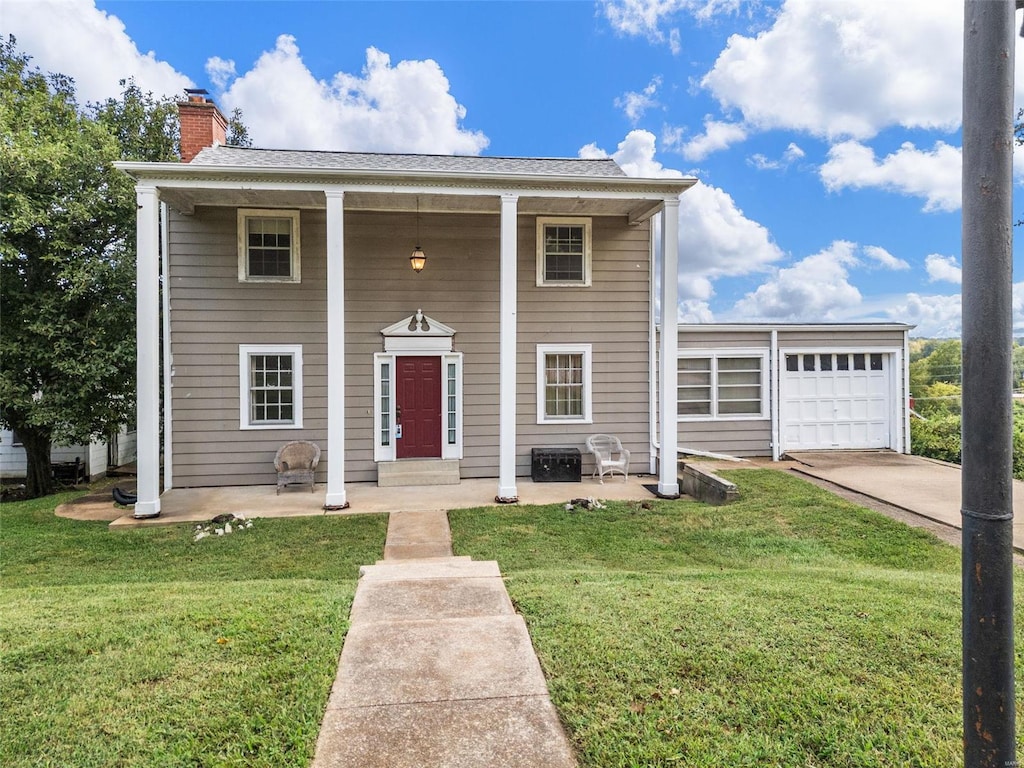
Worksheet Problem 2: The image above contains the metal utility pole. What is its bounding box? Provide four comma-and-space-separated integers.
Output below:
961, 2, 1017, 766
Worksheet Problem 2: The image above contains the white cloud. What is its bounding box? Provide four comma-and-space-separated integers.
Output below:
888, 293, 961, 338
677, 117, 747, 161
819, 140, 962, 212
205, 57, 236, 91
213, 37, 488, 154
3, 0, 194, 104
580, 129, 685, 178
678, 299, 715, 323
601, 0, 743, 51
678, 181, 784, 279
730, 240, 863, 321
701, 0, 973, 140
615, 77, 662, 123
925, 254, 962, 284
881, 281, 1024, 338
748, 141, 805, 171
863, 245, 909, 271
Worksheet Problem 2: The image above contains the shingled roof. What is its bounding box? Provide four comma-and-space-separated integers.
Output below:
190, 145, 628, 178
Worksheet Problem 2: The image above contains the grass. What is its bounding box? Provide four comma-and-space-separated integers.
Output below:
450, 470, 1024, 768
1, 492, 387, 768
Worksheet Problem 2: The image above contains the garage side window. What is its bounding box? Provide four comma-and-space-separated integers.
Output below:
237, 209, 301, 283
678, 352, 766, 420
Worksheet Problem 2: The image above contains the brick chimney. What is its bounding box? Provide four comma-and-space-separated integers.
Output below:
177, 89, 228, 162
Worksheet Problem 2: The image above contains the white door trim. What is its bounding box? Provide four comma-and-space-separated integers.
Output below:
778, 347, 902, 454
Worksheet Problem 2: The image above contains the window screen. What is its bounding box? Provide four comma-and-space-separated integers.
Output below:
249, 354, 295, 424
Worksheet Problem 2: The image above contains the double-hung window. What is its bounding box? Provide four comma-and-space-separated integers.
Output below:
677, 351, 766, 419
239, 345, 303, 429
537, 344, 592, 423
238, 209, 301, 282
536, 217, 592, 286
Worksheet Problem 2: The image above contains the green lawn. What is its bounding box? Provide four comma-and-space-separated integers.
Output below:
1, 493, 387, 768
450, 470, 1024, 768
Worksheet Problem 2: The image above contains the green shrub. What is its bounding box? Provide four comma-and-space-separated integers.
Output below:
910, 414, 961, 464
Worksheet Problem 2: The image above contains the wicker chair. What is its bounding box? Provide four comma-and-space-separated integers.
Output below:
274, 440, 321, 494
585, 434, 630, 483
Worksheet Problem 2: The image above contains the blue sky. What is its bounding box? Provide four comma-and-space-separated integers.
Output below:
6, 0, 1023, 336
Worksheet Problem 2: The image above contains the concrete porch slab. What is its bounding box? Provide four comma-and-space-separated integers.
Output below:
94, 474, 659, 528
312, 696, 576, 768
328, 614, 549, 707
349, 576, 516, 624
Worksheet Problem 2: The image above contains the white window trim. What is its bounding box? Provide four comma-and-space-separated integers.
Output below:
237, 208, 301, 283
535, 216, 592, 287
536, 343, 593, 424
373, 352, 463, 462
239, 344, 304, 430
677, 348, 768, 422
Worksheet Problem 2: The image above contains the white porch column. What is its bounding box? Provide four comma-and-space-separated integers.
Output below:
324, 189, 348, 508
133, 185, 161, 517
658, 198, 680, 497
497, 194, 519, 501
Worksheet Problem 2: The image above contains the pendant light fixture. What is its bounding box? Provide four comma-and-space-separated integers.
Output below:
410, 197, 426, 273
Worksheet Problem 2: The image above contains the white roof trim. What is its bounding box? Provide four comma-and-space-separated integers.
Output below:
113, 161, 695, 197
671, 323, 915, 332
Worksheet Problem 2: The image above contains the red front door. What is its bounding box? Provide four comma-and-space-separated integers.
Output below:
396, 356, 442, 459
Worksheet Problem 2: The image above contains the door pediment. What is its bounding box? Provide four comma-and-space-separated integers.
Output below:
382, 310, 456, 352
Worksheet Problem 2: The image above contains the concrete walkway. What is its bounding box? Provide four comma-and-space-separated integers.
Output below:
311, 509, 577, 768
785, 451, 1024, 553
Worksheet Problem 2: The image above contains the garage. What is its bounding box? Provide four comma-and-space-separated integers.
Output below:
779, 351, 893, 452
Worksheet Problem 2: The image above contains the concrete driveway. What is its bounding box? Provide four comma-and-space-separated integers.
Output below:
786, 451, 1024, 553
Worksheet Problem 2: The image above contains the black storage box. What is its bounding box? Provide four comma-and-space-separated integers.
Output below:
531, 447, 582, 482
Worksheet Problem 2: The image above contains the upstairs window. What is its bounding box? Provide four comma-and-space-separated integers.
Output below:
238, 209, 301, 283
536, 217, 592, 287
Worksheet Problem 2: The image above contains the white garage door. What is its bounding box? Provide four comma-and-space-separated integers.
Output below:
780, 352, 891, 451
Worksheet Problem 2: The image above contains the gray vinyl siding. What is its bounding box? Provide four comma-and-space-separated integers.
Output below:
776, 329, 905, 348
169, 207, 652, 487
168, 207, 328, 487
518, 217, 652, 477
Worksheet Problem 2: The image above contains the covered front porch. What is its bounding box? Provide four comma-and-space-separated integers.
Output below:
57, 474, 672, 527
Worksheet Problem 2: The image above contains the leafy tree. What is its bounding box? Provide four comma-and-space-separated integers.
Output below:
0, 38, 173, 497
1012, 343, 1024, 391
922, 339, 962, 384
91, 78, 178, 162
226, 107, 252, 147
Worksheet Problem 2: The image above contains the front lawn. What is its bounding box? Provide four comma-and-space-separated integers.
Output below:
450, 470, 1024, 768
1, 493, 387, 768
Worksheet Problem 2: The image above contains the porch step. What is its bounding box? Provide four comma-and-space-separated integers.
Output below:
377, 459, 460, 488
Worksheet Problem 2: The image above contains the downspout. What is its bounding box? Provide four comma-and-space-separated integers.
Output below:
648, 217, 658, 475
160, 202, 173, 490
770, 329, 780, 461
